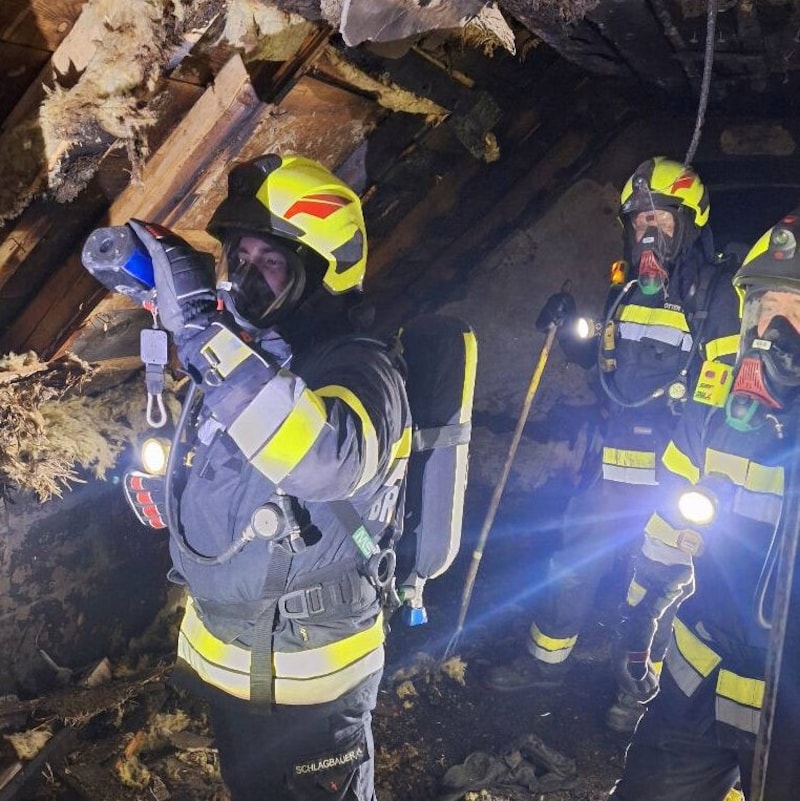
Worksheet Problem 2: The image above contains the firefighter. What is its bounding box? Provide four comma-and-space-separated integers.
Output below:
488, 157, 741, 733
131, 154, 411, 801
609, 209, 800, 800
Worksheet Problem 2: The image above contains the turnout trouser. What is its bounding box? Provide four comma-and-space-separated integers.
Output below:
609, 666, 746, 801
205, 670, 382, 801
529, 478, 683, 667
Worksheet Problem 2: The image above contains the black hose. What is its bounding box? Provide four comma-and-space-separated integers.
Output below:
164, 379, 251, 566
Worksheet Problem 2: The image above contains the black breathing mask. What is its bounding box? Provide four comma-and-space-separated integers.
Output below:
726, 304, 800, 431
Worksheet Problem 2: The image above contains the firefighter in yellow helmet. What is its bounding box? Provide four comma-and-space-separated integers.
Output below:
128, 154, 411, 800
609, 210, 800, 800
488, 157, 742, 733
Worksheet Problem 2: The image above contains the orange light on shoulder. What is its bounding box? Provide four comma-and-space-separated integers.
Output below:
609, 260, 628, 286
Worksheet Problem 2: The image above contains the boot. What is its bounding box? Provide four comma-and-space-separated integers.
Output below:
605, 691, 646, 734
486, 656, 567, 692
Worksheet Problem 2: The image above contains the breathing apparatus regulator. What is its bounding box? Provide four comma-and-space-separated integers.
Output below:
725, 215, 800, 435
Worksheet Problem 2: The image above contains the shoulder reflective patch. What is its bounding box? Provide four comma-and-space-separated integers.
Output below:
250, 388, 328, 484
662, 441, 700, 483
460, 330, 478, 423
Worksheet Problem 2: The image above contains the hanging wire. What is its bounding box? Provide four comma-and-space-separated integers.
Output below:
684, 0, 719, 166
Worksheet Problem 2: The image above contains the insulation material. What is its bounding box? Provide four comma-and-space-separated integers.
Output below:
0, 352, 178, 501
221, 0, 315, 61
461, 3, 517, 56
38, 0, 221, 197
322, 49, 449, 121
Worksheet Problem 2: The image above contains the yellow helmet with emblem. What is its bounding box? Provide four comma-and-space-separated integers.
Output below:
207, 154, 367, 331
620, 156, 709, 228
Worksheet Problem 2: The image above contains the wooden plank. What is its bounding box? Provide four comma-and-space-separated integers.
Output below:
0, 41, 49, 116
0, 0, 84, 51
70, 77, 381, 346
5, 55, 258, 358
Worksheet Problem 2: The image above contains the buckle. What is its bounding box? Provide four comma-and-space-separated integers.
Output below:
278, 585, 325, 619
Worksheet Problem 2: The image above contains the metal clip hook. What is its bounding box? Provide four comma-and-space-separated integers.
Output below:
147, 391, 168, 428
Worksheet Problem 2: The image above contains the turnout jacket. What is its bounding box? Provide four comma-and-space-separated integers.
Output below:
169, 322, 412, 706
600, 249, 740, 487
624, 398, 792, 736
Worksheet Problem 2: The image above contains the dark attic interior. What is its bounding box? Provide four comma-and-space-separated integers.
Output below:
2, 1, 800, 799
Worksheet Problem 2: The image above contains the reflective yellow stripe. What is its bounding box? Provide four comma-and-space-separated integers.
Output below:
250, 388, 328, 483
704, 334, 739, 362
716, 668, 764, 734
317, 385, 379, 491
645, 513, 704, 556
602, 447, 657, 484
177, 600, 385, 704
460, 330, 478, 424
528, 621, 577, 664
273, 617, 385, 678
723, 787, 745, 801
626, 579, 646, 607
389, 426, 412, 462
603, 447, 656, 469
662, 440, 700, 484
704, 449, 784, 494
673, 618, 721, 678
717, 669, 764, 709
619, 304, 690, 331
199, 326, 253, 378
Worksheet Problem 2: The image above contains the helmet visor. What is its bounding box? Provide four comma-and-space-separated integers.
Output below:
740, 287, 800, 386
219, 233, 305, 329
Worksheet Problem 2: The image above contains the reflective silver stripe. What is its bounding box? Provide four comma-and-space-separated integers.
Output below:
602, 463, 657, 484
618, 321, 693, 351
715, 669, 764, 735
229, 372, 312, 460
644, 512, 703, 559
642, 535, 693, 565
665, 618, 721, 697
275, 649, 385, 705
732, 487, 782, 525
527, 621, 576, 664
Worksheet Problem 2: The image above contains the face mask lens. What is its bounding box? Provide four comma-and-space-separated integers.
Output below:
221, 236, 304, 328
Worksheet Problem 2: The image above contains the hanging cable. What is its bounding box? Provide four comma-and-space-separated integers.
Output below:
684, 0, 719, 166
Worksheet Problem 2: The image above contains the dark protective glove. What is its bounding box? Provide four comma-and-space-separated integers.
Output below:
612, 614, 659, 702
535, 291, 576, 332
128, 219, 217, 337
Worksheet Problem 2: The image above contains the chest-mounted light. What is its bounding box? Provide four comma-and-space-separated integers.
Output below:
141, 437, 171, 476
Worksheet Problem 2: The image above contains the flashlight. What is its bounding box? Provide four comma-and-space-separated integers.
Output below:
574, 317, 601, 340
678, 486, 717, 526
141, 437, 171, 476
